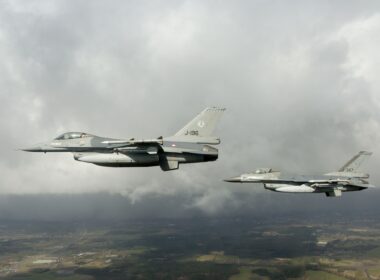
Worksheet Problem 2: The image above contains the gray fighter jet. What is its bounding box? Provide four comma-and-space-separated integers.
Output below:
22, 107, 225, 171
225, 151, 374, 197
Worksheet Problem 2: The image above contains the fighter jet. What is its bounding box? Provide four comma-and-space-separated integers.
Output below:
22, 107, 225, 171
225, 151, 374, 197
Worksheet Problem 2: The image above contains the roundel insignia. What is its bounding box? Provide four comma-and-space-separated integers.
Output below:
197, 120, 205, 128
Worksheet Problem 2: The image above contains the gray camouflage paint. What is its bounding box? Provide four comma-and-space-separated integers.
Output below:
22, 107, 224, 171
225, 152, 374, 197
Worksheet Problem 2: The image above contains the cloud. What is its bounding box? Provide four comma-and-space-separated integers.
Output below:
1, 0, 380, 218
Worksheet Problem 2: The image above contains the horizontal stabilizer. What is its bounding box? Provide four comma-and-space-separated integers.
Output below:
164, 136, 221, 145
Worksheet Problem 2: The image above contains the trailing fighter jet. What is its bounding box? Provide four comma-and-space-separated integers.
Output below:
22, 107, 225, 171
225, 151, 374, 197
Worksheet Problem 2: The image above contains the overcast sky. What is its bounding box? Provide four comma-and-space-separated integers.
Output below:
1, 0, 380, 220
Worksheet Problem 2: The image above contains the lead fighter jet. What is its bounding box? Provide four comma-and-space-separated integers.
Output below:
22, 107, 225, 171
225, 151, 374, 197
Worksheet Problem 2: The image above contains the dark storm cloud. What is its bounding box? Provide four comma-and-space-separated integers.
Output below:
1, 0, 380, 218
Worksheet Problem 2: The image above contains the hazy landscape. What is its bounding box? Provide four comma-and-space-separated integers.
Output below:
1, 215, 380, 279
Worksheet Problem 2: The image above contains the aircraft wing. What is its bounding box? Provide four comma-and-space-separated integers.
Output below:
308, 179, 351, 184
114, 146, 159, 155
102, 138, 164, 146
225, 178, 310, 184
304, 180, 375, 190
225, 177, 353, 184
102, 139, 163, 154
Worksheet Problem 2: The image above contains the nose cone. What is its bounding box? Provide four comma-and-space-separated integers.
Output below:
224, 176, 242, 183
21, 145, 43, 152
21, 142, 53, 152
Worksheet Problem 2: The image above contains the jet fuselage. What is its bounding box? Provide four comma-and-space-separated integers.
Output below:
23, 133, 218, 170
225, 152, 374, 198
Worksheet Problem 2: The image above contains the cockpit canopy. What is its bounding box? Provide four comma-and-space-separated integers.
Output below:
254, 168, 272, 174
54, 132, 93, 140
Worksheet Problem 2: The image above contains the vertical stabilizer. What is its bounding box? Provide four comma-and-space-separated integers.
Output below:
338, 151, 372, 172
174, 107, 225, 137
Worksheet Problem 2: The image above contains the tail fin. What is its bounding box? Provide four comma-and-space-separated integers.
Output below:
174, 107, 225, 137
338, 151, 372, 172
